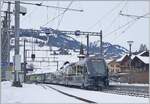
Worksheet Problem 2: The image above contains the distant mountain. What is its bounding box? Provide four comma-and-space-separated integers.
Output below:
47, 34, 81, 50
11, 28, 128, 59
90, 41, 128, 59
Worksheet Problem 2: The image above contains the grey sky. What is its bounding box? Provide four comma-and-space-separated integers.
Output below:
2, 1, 149, 51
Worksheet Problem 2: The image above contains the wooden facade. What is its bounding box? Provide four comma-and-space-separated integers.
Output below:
131, 56, 149, 72
108, 60, 121, 73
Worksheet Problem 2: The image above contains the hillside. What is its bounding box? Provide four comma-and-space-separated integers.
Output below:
10, 28, 128, 59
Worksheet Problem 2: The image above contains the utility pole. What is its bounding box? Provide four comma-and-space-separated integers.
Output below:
12, 1, 22, 87
86, 34, 89, 56
23, 39, 26, 82
6, 2, 11, 80
1, 10, 9, 80
0, 1, 2, 80
100, 30, 103, 58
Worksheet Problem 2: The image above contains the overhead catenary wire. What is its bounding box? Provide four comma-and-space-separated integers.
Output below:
85, 1, 124, 31
21, 1, 44, 23
103, 12, 150, 39
57, 1, 74, 29
119, 11, 150, 19
110, 14, 148, 42
103, 0, 128, 33
108, 22, 135, 44
103, 12, 149, 50
42, 1, 74, 27
4, 1, 83, 12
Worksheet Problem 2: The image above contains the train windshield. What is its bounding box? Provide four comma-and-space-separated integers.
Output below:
91, 60, 106, 75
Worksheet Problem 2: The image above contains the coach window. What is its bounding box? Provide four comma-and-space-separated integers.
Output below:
76, 65, 84, 75
83, 65, 88, 74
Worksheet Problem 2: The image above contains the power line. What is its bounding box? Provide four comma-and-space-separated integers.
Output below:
4, 1, 83, 12
120, 0, 128, 12
21, 1, 44, 23
103, 12, 150, 39
86, 1, 123, 31
103, 12, 120, 32
104, 12, 148, 47
57, 1, 74, 29
42, 1, 74, 27
120, 19, 137, 34
103, 0, 128, 32
120, 11, 150, 18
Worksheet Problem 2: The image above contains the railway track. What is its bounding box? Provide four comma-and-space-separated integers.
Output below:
40, 84, 97, 104
38, 82, 149, 98
102, 85, 149, 98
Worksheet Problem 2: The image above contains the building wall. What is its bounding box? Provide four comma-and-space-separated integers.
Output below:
108, 61, 121, 73
131, 57, 149, 72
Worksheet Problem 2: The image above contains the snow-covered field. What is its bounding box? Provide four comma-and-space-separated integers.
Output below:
1, 81, 149, 104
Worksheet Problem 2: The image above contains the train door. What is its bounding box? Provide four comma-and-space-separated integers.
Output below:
73, 65, 84, 86
66, 65, 76, 85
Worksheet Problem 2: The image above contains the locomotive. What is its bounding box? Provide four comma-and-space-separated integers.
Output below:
27, 55, 109, 90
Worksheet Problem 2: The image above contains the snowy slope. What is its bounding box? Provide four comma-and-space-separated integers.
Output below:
13, 28, 128, 59
10, 37, 79, 74
90, 40, 128, 59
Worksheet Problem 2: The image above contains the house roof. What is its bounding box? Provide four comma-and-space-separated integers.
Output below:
116, 54, 136, 62
138, 51, 149, 56
135, 56, 149, 64
116, 55, 127, 62
27, 68, 57, 75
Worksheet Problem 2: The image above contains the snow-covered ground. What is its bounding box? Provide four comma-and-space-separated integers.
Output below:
1, 81, 84, 103
48, 84, 149, 103
1, 81, 149, 103
110, 82, 149, 87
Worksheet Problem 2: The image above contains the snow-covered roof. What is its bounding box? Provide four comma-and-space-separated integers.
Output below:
138, 51, 148, 56
131, 55, 136, 59
27, 68, 57, 75
116, 54, 127, 62
116, 54, 136, 62
105, 59, 114, 64
135, 56, 149, 64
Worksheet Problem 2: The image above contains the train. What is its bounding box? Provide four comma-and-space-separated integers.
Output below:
27, 55, 109, 90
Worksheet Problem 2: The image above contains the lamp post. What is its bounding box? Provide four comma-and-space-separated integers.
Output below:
127, 41, 134, 70
127, 41, 134, 83
100, 30, 103, 58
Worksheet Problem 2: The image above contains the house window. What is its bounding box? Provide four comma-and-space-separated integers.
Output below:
116, 65, 120, 67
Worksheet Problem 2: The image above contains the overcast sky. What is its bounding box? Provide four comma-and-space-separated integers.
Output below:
2, 1, 149, 52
